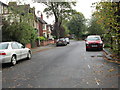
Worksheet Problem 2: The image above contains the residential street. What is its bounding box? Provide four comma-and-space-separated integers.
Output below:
2, 40, 119, 88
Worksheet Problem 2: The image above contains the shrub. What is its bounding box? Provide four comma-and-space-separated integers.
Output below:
38, 36, 47, 41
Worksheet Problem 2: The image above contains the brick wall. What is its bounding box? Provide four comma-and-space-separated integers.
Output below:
40, 40, 55, 46
26, 43, 31, 49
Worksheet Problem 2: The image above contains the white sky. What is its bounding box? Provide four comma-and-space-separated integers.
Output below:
0, 0, 101, 24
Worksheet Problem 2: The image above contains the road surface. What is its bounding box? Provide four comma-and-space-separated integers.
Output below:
2, 40, 119, 88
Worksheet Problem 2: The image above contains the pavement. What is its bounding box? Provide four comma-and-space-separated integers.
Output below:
31, 44, 56, 54
103, 48, 120, 64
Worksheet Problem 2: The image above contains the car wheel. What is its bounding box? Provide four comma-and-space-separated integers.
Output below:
86, 48, 89, 51
11, 56, 17, 66
27, 52, 31, 60
100, 48, 103, 51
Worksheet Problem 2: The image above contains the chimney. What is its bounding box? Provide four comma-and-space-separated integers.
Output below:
41, 13, 43, 19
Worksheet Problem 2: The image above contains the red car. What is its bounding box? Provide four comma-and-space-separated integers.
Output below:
85, 35, 104, 51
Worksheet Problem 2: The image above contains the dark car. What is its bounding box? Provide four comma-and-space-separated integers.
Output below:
85, 35, 104, 51
56, 38, 67, 46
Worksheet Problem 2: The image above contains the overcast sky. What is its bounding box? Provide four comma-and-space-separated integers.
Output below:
0, 0, 101, 24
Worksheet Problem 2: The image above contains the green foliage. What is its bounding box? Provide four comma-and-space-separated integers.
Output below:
2, 3, 37, 45
62, 20, 70, 37
67, 12, 87, 39
52, 36, 57, 39
43, 2, 76, 22
43, 2, 76, 38
2, 20, 37, 44
87, 16, 104, 35
104, 43, 111, 48
93, 2, 120, 56
38, 36, 47, 41
8, 3, 35, 27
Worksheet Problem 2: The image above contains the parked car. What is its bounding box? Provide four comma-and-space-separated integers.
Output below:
85, 35, 104, 51
56, 38, 67, 46
65, 38, 70, 44
0, 42, 32, 65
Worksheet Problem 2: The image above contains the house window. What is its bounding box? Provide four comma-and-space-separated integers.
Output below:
43, 24, 46, 30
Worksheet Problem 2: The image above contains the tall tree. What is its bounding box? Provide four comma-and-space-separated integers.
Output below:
43, 2, 76, 38
87, 16, 104, 35
2, 2, 37, 45
2, 20, 37, 44
93, 2, 120, 55
67, 12, 86, 39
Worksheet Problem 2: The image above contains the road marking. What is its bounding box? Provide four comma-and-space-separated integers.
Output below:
84, 53, 85, 55
86, 82, 89, 84
95, 77, 100, 86
88, 65, 90, 69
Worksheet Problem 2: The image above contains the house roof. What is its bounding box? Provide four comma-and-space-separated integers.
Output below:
0, 1, 8, 7
37, 17, 47, 24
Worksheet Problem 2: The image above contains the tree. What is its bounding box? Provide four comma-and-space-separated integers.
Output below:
8, 2, 35, 27
67, 12, 86, 40
43, 2, 76, 38
2, 19, 37, 45
87, 16, 104, 35
2, 2, 37, 46
93, 2, 120, 56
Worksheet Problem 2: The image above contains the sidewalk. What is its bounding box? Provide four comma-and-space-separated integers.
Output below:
103, 48, 120, 64
31, 44, 55, 54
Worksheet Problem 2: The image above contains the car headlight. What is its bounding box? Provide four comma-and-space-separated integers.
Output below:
99, 41, 103, 46
86, 42, 89, 44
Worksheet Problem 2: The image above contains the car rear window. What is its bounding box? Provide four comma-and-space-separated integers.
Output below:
0, 43, 9, 49
59, 38, 65, 40
87, 37, 100, 41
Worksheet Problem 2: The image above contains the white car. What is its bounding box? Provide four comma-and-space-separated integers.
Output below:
65, 38, 70, 44
0, 42, 32, 65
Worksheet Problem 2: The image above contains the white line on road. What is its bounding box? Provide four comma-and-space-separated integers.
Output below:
95, 77, 100, 86
88, 65, 90, 69
86, 82, 89, 84
84, 53, 85, 55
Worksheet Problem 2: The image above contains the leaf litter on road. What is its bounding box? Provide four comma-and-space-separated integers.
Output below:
106, 73, 120, 78
94, 70, 103, 73
27, 84, 33, 88
108, 68, 116, 72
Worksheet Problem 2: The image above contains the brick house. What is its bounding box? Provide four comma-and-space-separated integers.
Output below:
36, 14, 47, 38
47, 24, 54, 40
35, 13, 54, 46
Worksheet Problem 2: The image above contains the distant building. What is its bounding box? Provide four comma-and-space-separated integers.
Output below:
47, 24, 54, 40
8, 2, 36, 27
37, 14, 47, 37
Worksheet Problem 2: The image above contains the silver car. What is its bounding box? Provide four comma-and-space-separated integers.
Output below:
65, 38, 70, 44
0, 42, 32, 65
56, 38, 67, 46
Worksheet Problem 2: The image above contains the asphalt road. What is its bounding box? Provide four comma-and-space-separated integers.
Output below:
2, 40, 119, 88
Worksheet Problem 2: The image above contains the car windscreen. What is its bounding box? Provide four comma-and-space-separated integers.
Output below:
87, 37, 100, 41
59, 38, 65, 41
0, 43, 9, 49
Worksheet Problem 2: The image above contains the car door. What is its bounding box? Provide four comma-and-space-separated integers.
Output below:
11, 42, 21, 60
17, 43, 28, 59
